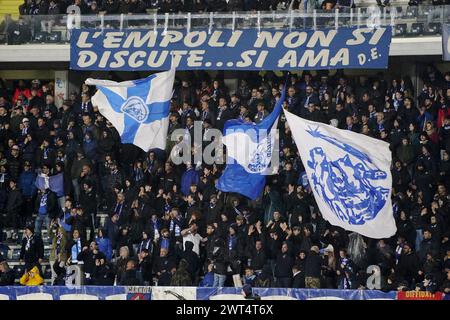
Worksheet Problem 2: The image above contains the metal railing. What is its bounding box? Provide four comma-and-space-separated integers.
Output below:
1, 5, 449, 45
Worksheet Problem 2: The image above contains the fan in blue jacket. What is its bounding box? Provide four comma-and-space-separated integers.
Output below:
96, 228, 113, 261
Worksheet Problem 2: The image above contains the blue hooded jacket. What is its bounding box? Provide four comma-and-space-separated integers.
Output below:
96, 236, 113, 261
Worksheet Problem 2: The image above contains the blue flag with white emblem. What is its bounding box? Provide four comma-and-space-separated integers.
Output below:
35, 173, 64, 197
85, 68, 175, 151
216, 88, 285, 200
283, 109, 396, 239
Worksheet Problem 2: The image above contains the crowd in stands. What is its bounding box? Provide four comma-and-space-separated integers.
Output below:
16, 0, 300, 16
15, 0, 450, 17
0, 66, 449, 292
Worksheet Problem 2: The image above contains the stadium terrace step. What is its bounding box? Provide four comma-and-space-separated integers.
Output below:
8, 261, 50, 267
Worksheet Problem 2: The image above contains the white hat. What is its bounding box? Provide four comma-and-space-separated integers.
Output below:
22, 118, 29, 123
324, 244, 334, 253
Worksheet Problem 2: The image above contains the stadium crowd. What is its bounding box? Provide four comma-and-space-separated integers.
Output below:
15, 0, 450, 17
0, 66, 449, 293
17, 0, 351, 16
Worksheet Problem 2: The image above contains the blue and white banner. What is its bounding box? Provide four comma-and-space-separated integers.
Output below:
443, 24, 450, 61
216, 88, 285, 200
0, 286, 401, 300
197, 287, 397, 300
70, 27, 391, 71
85, 69, 175, 151
283, 109, 396, 239
35, 173, 64, 197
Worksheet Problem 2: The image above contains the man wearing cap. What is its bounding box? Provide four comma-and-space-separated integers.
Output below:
20, 117, 32, 138
7, 145, 22, 180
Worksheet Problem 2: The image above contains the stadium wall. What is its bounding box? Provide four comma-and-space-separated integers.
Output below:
0, 286, 446, 300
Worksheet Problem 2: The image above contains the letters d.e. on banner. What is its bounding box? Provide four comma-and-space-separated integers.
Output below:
70, 27, 392, 71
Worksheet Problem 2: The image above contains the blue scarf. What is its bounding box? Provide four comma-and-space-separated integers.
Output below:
169, 218, 181, 237
71, 238, 81, 263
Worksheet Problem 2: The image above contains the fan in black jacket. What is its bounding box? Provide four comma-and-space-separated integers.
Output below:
119, 260, 143, 285
92, 258, 116, 286
79, 180, 97, 238
115, 226, 135, 257
66, 206, 89, 240
274, 242, 294, 288
76, 241, 106, 282
304, 246, 323, 288
153, 248, 176, 286
292, 264, 305, 288
5, 179, 23, 229
138, 249, 153, 284
20, 225, 44, 270
245, 240, 266, 272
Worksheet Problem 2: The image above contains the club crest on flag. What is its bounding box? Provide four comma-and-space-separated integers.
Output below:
86, 68, 175, 152
247, 132, 274, 174
121, 96, 149, 123
306, 126, 389, 226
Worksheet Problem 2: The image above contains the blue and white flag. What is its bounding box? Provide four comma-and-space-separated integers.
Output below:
283, 109, 396, 239
216, 88, 285, 200
85, 68, 175, 151
35, 173, 64, 197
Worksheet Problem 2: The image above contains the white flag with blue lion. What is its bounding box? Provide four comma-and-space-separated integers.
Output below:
86, 68, 175, 152
284, 109, 396, 239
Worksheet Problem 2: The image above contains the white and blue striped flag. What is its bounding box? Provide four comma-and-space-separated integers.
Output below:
216, 88, 285, 200
85, 68, 175, 151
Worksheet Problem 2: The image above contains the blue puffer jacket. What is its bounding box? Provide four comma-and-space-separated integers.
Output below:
18, 171, 37, 198
96, 236, 113, 261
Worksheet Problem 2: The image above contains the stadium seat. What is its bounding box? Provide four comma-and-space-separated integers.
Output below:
424, 23, 441, 35
409, 23, 424, 36
33, 32, 47, 43
405, 6, 418, 18
47, 32, 61, 43
393, 23, 407, 37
